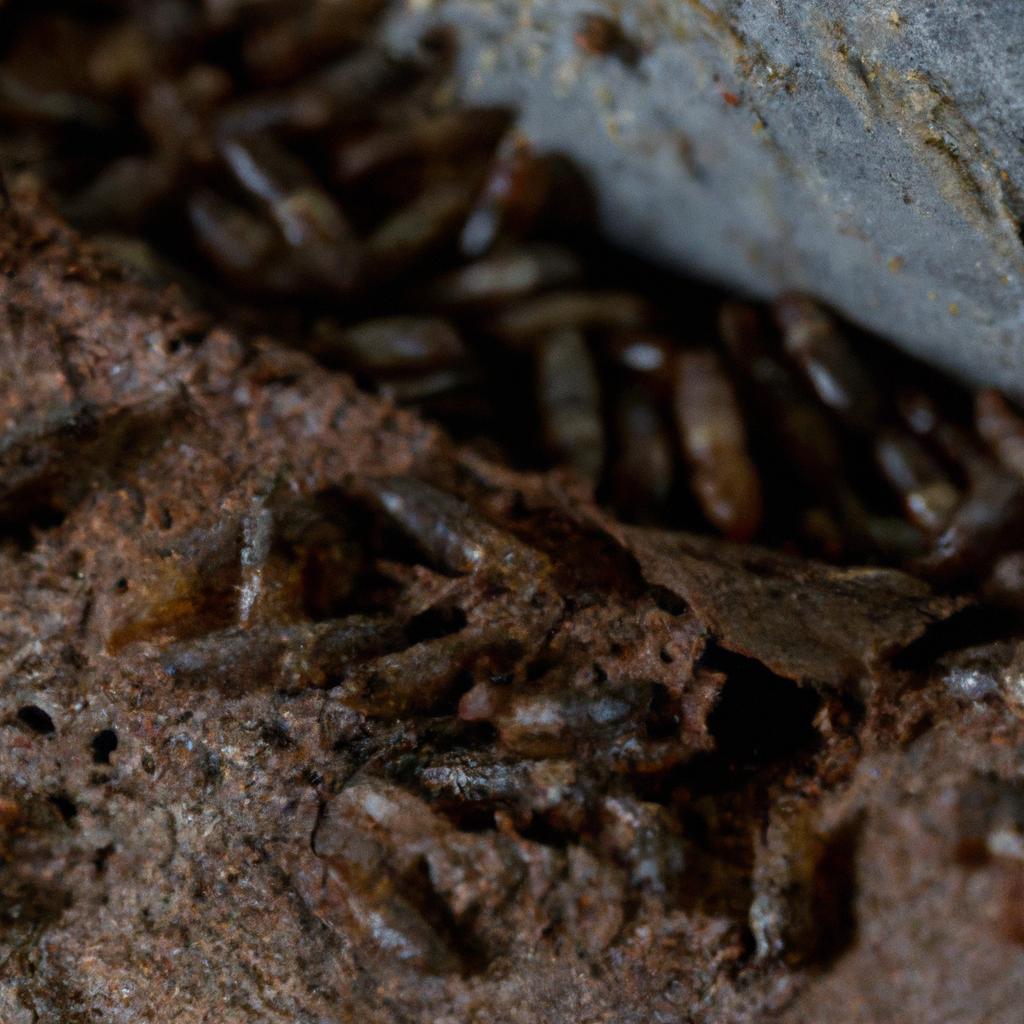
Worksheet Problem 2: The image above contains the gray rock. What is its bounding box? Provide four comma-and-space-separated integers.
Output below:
387, 0, 1024, 394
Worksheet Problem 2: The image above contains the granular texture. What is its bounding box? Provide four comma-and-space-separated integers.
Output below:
2, 180, 1024, 1024
3, 4, 1024, 1021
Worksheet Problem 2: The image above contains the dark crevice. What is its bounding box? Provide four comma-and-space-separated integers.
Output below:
404, 856, 490, 976
702, 649, 822, 775
49, 793, 77, 822
642, 650, 828, 930
17, 705, 55, 734
892, 604, 1024, 670
404, 604, 468, 645
515, 816, 576, 850
808, 817, 862, 967
420, 669, 477, 718
995, 169, 1024, 250
259, 719, 293, 749
649, 585, 690, 617
644, 681, 681, 739
93, 843, 114, 875
1, 502, 67, 551
90, 728, 118, 764
437, 806, 497, 834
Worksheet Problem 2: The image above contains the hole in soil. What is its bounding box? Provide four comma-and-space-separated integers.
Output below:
516, 815, 575, 849
1, 502, 67, 551
706, 652, 821, 770
49, 793, 77, 822
405, 604, 468, 645
94, 843, 114, 874
645, 682, 681, 739
442, 806, 498, 833
91, 728, 118, 764
17, 705, 55, 734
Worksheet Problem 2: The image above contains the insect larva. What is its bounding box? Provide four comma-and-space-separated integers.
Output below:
535, 328, 605, 483
460, 131, 550, 258
418, 244, 581, 311
311, 316, 465, 376
160, 615, 401, 691
923, 469, 1024, 583
65, 156, 176, 230
874, 428, 960, 534
488, 291, 652, 345
187, 188, 281, 285
673, 349, 763, 542
609, 385, 674, 520
774, 294, 880, 433
365, 177, 474, 280
720, 302, 842, 489
334, 107, 511, 184
242, 0, 390, 84
220, 133, 360, 289
976, 389, 1024, 480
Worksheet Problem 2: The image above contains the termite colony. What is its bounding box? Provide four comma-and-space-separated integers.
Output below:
5, 3, 1024, 1000
2, 0, 1023, 599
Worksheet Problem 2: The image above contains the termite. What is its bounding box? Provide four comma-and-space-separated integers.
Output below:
418, 244, 581, 311
673, 349, 763, 542
460, 131, 550, 258
311, 316, 466, 377
976, 389, 1024, 480
489, 290, 652, 345
609, 385, 674, 520
220, 133, 360, 289
535, 328, 605, 482
874, 428, 960, 534
774, 294, 880, 433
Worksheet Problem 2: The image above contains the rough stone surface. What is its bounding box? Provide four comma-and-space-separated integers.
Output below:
386, 0, 1024, 396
